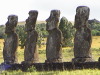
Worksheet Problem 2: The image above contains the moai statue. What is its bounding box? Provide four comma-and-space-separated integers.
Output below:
72, 6, 93, 62
3, 15, 18, 64
45, 10, 63, 63
22, 10, 39, 64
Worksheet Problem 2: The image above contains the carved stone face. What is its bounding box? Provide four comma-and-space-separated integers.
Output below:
74, 6, 90, 29
5, 15, 18, 34
46, 10, 60, 31
8, 15, 18, 25
25, 10, 38, 31
28, 10, 38, 20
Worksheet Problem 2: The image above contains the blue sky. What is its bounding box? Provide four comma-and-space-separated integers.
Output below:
0, 0, 100, 24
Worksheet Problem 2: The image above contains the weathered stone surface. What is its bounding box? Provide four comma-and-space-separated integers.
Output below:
3, 15, 18, 64
23, 10, 39, 64
72, 6, 93, 62
45, 10, 63, 63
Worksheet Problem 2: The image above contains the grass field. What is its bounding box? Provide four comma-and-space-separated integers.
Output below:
91, 36, 100, 49
0, 36, 100, 63
0, 69, 100, 75
0, 36, 100, 75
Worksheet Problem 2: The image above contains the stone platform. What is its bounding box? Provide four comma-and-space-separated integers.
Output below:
0, 61, 100, 71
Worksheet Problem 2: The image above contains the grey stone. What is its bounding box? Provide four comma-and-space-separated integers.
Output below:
45, 10, 63, 63
72, 6, 93, 63
23, 10, 39, 64
3, 15, 18, 64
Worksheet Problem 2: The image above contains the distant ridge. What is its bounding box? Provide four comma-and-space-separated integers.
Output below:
88, 19, 100, 24
17, 21, 46, 25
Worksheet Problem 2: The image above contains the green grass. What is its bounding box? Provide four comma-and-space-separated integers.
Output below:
0, 36, 100, 74
0, 45, 100, 63
0, 69, 100, 75
0, 36, 100, 63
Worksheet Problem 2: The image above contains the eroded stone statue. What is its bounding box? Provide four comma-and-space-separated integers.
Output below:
45, 10, 63, 63
3, 15, 18, 64
23, 10, 39, 64
72, 6, 93, 62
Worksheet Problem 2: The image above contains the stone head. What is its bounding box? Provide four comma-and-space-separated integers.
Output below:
5, 15, 18, 34
28, 10, 38, 20
8, 15, 18, 26
25, 10, 38, 31
74, 6, 90, 29
46, 10, 60, 31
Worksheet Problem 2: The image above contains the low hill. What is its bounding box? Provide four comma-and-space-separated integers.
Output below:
88, 19, 100, 24
18, 21, 46, 25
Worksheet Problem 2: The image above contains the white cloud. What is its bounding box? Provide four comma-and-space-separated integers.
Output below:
31, 0, 100, 21
0, 0, 100, 24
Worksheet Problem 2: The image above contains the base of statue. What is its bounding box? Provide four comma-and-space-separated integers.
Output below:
21, 60, 39, 64
1, 61, 18, 65
72, 57, 94, 63
45, 58, 62, 63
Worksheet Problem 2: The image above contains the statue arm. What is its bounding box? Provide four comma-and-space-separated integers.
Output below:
88, 30, 92, 46
11, 33, 18, 55
57, 30, 63, 45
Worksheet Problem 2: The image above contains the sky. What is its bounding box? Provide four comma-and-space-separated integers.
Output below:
0, 0, 100, 25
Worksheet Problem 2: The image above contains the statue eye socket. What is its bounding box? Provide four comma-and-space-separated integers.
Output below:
10, 17, 13, 20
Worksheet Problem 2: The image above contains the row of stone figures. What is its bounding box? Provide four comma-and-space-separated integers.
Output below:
3, 6, 94, 64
